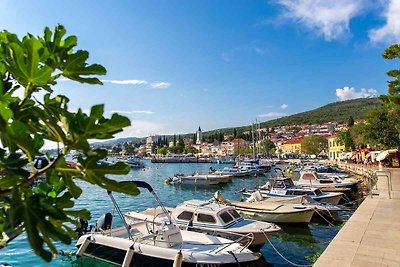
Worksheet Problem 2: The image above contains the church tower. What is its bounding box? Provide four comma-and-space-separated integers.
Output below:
196, 126, 203, 145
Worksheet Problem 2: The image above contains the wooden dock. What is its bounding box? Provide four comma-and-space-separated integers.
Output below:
314, 166, 400, 266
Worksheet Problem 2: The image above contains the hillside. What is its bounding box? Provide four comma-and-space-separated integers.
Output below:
92, 97, 381, 146
202, 97, 381, 137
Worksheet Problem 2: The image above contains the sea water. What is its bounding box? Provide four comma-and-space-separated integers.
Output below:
0, 161, 357, 266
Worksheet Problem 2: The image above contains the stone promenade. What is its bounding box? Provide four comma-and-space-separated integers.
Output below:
314, 165, 400, 267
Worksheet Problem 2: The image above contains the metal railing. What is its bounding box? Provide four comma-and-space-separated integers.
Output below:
375, 171, 392, 199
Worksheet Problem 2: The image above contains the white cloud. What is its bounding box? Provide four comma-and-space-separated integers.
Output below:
116, 120, 164, 138
101, 79, 148, 85
257, 112, 287, 118
276, 0, 365, 41
150, 82, 171, 89
280, 104, 288, 109
254, 47, 265, 55
335, 86, 377, 101
369, 0, 400, 44
110, 110, 155, 115
202, 88, 209, 92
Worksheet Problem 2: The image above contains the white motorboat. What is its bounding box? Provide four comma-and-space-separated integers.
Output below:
244, 177, 343, 205
315, 166, 351, 178
166, 173, 232, 185
295, 171, 359, 190
75, 181, 260, 266
124, 199, 281, 250
237, 162, 265, 175
212, 167, 251, 177
214, 192, 315, 224
245, 191, 342, 220
124, 158, 145, 169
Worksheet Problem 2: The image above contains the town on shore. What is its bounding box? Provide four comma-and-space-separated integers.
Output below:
96, 119, 399, 168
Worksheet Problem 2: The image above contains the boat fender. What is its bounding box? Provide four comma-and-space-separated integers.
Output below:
172, 250, 183, 267
122, 245, 135, 267
76, 236, 91, 257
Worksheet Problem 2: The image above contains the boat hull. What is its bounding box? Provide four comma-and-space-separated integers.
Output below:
313, 193, 342, 205
238, 208, 314, 224
76, 232, 260, 266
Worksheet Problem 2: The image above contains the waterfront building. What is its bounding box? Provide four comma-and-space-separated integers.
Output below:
146, 135, 159, 155
327, 135, 345, 161
283, 138, 303, 154
231, 138, 250, 155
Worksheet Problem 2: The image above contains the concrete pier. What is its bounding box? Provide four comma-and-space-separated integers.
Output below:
314, 166, 400, 266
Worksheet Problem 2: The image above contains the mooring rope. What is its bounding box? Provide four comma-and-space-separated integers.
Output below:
262, 232, 310, 267
312, 207, 335, 227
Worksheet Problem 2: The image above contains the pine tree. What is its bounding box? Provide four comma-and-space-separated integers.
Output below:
348, 116, 355, 127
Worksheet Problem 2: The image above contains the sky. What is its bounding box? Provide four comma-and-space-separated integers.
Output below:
1, 0, 400, 138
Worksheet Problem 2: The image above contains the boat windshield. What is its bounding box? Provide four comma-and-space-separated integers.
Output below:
284, 179, 294, 187
177, 211, 194, 221
315, 189, 322, 195
228, 209, 241, 219
197, 213, 216, 224
220, 211, 234, 224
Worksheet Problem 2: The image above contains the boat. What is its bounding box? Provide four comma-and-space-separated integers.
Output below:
237, 162, 265, 176
124, 199, 281, 250
244, 177, 343, 205
315, 166, 351, 178
245, 191, 342, 220
75, 181, 261, 267
124, 158, 145, 169
211, 167, 251, 177
214, 192, 315, 224
295, 171, 359, 191
166, 173, 232, 185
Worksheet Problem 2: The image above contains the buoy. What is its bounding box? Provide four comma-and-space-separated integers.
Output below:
172, 251, 183, 267
122, 245, 135, 267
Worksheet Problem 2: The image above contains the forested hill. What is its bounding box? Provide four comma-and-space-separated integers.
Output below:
91, 97, 381, 146
203, 97, 381, 137
260, 97, 380, 127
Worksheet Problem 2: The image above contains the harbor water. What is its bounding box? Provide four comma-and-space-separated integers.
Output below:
0, 161, 359, 266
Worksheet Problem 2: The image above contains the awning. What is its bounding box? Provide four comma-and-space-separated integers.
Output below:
376, 150, 390, 161
339, 152, 353, 160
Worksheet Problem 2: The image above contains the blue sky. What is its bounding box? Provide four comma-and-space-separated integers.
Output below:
1, 0, 400, 138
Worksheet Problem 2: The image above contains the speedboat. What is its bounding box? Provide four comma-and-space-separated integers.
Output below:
124, 199, 281, 251
75, 181, 261, 266
245, 191, 342, 221
212, 167, 250, 177
244, 177, 343, 205
124, 158, 145, 169
166, 173, 232, 185
214, 192, 315, 224
295, 171, 359, 191
315, 166, 350, 178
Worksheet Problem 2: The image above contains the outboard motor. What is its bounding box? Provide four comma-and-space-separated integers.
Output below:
95, 212, 113, 231
75, 218, 92, 237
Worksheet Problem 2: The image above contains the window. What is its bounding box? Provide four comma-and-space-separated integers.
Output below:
85, 243, 126, 265
219, 211, 234, 224
177, 211, 193, 221
197, 213, 216, 224
228, 209, 241, 219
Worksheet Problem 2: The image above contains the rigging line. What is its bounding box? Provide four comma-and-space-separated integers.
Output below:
262, 231, 310, 267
